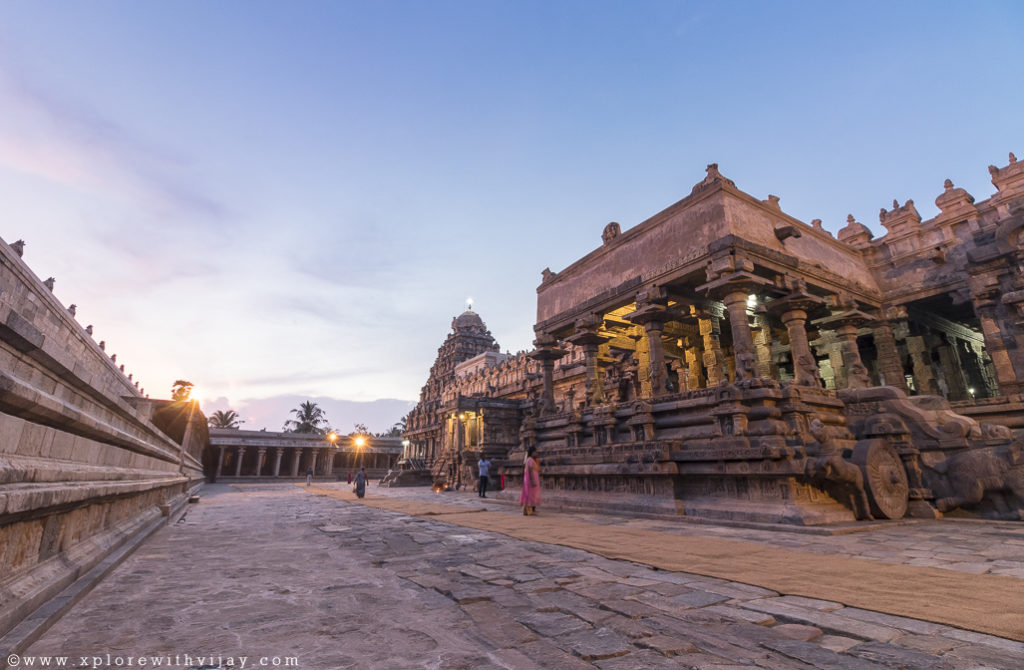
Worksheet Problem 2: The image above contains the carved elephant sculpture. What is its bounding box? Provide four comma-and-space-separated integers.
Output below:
930, 443, 1024, 518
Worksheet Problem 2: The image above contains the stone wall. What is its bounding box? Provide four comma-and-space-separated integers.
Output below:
0, 237, 205, 642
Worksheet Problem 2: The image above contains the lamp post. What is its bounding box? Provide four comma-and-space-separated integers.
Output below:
354, 434, 367, 470
327, 431, 338, 478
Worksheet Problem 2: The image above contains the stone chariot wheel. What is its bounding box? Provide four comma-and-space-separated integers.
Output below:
851, 439, 909, 520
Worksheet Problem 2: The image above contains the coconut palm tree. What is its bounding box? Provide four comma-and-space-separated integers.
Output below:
208, 409, 243, 429
171, 379, 193, 402
284, 401, 329, 434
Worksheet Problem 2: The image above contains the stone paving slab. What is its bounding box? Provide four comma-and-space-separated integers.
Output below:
310, 482, 1024, 642
14, 483, 1024, 670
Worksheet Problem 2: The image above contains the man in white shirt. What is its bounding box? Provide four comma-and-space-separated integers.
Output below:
477, 457, 492, 498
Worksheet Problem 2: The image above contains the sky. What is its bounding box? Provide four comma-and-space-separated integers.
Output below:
0, 1, 1021, 432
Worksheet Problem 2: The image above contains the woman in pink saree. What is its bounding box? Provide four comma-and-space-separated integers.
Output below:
520, 446, 541, 515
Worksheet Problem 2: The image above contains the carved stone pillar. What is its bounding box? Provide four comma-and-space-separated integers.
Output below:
215, 446, 226, 479
906, 336, 938, 395
814, 308, 875, 390
273, 448, 284, 477
698, 313, 725, 386
958, 340, 990, 397
974, 299, 1018, 394
234, 447, 245, 477
325, 447, 334, 476
696, 269, 775, 384
530, 336, 566, 415
256, 447, 267, 476
684, 342, 704, 390
721, 291, 758, 382
873, 306, 909, 392
670, 359, 689, 392
936, 337, 968, 400
626, 304, 671, 397
567, 322, 608, 405
645, 320, 668, 395
767, 287, 826, 387
781, 310, 819, 386
626, 291, 678, 397
751, 314, 776, 379
309, 450, 318, 476
292, 448, 304, 477
835, 323, 872, 389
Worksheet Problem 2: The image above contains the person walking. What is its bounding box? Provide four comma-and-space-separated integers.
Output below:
519, 446, 541, 515
354, 467, 367, 499
306, 466, 313, 487
347, 470, 353, 484
477, 456, 492, 498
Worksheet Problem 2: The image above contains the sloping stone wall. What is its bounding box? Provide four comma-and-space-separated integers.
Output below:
0, 238, 205, 641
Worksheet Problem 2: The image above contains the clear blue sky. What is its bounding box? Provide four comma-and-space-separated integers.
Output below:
0, 1, 1020, 430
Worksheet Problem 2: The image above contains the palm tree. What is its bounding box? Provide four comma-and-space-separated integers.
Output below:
208, 409, 243, 429
171, 379, 194, 402
284, 401, 329, 434
382, 418, 405, 437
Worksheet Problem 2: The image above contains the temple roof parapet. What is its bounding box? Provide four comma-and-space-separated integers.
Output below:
840, 153, 1021, 300
836, 214, 874, 249
989, 152, 1024, 199
690, 163, 736, 195
934, 179, 978, 221
878, 199, 922, 236
536, 165, 879, 327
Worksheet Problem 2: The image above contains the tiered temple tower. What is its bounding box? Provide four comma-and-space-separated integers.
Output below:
403, 308, 504, 485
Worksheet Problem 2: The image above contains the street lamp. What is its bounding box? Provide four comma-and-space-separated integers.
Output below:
327, 432, 338, 477
354, 434, 367, 469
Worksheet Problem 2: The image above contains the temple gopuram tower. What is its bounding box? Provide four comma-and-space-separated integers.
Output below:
403, 307, 527, 488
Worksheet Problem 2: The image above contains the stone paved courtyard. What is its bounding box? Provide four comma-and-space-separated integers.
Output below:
19, 482, 1024, 669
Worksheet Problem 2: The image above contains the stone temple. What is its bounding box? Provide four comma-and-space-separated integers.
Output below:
403, 154, 1024, 525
